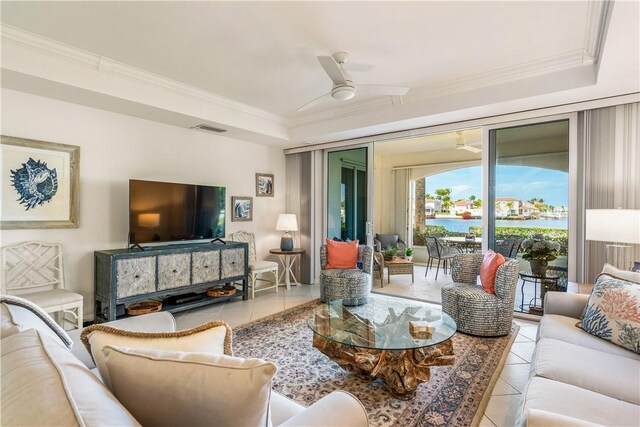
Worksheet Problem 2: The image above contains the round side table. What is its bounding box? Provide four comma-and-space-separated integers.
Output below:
519, 272, 559, 314
269, 248, 305, 290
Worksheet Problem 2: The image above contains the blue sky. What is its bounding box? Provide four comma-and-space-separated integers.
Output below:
424, 166, 569, 206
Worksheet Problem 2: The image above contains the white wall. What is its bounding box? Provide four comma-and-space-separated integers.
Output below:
1, 89, 286, 320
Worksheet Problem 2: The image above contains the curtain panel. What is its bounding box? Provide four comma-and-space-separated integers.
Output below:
580, 102, 640, 282
285, 152, 313, 284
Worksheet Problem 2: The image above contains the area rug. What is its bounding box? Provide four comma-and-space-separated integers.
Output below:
233, 299, 519, 427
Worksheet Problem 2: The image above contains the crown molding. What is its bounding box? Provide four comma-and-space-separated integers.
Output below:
1, 24, 288, 126
2, 0, 611, 131
584, 0, 613, 63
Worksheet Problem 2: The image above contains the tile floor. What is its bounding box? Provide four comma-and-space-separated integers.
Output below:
176, 276, 538, 427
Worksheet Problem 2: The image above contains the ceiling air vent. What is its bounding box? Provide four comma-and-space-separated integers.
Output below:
192, 124, 227, 133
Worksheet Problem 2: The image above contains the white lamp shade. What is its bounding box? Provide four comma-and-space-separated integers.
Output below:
585, 209, 640, 244
276, 214, 298, 232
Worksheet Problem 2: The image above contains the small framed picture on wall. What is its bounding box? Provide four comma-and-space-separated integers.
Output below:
231, 196, 253, 222
255, 173, 274, 197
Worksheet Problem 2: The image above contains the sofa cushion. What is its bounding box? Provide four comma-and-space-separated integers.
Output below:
580, 275, 640, 353
1, 329, 139, 426
82, 321, 231, 389
537, 314, 640, 360
102, 346, 276, 427
601, 263, 640, 283
526, 409, 601, 427
1, 296, 72, 348
320, 268, 366, 279
516, 376, 640, 427
270, 391, 304, 426
532, 338, 640, 405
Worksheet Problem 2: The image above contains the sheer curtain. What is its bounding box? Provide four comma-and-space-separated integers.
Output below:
579, 102, 640, 282
391, 169, 411, 243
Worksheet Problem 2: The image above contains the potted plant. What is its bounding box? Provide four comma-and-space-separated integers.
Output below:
521, 233, 560, 276
383, 245, 399, 261
405, 247, 414, 262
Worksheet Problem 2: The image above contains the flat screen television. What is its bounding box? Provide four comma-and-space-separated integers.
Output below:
129, 179, 225, 245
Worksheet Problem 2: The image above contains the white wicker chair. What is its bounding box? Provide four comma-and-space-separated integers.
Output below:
1, 241, 83, 330
230, 231, 278, 299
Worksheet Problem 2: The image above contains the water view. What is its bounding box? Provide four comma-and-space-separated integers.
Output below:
425, 218, 568, 233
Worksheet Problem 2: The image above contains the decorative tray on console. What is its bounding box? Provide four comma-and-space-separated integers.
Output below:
207, 285, 237, 298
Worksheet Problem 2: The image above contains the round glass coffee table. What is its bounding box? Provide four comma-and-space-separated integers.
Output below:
307, 294, 457, 396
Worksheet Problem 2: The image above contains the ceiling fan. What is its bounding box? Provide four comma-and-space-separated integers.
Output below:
455, 131, 482, 153
297, 52, 410, 112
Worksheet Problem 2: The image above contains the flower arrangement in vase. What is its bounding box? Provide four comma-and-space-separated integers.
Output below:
521, 233, 560, 276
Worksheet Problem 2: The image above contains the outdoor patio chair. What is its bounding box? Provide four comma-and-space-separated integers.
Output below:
508, 236, 524, 258
374, 233, 406, 255
425, 236, 461, 280
495, 238, 516, 258
372, 251, 385, 288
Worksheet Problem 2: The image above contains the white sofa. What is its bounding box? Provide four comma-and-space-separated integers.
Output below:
516, 291, 640, 426
1, 303, 369, 427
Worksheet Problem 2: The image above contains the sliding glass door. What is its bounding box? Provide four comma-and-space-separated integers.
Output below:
326, 146, 373, 246
487, 119, 571, 314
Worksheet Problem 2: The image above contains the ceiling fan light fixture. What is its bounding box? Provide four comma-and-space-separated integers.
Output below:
331, 85, 356, 101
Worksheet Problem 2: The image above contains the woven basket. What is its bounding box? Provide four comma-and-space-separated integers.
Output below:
126, 300, 162, 316
207, 285, 237, 298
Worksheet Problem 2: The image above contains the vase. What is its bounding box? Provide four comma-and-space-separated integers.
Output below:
529, 259, 548, 276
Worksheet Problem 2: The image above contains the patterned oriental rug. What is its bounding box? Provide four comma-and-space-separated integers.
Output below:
233, 299, 519, 427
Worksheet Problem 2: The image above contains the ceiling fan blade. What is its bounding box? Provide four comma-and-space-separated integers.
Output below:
297, 93, 333, 112
458, 145, 482, 154
357, 84, 409, 96
317, 56, 348, 85
343, 62, 374, 72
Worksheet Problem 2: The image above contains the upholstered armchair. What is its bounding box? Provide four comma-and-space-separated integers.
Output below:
374, 233, 406, 255
441, 253, 520, 337
320, 245, 373, 306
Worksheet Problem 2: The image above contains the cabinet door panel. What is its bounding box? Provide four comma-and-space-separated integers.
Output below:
221, 248, 245, 279
158, 253, 191, 290
116, 257, 156, 298
192, 250, 220, 284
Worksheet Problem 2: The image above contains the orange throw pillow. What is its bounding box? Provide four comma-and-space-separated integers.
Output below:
325, 239, 359, 269
480, 250, 505, 294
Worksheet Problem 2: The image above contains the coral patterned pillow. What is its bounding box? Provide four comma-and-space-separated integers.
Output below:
325, 239, 359, 269
580, 275, 640, 354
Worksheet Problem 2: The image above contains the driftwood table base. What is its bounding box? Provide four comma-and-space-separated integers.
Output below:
312, 334, 455, 396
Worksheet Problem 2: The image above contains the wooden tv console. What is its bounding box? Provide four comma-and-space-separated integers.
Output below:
94, 241, 248, 323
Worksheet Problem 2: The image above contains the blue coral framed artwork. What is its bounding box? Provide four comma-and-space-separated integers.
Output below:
1, 136, 80, 229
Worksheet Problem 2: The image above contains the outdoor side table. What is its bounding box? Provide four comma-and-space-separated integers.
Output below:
269, 248, 305, 289
519, 272, 560, 314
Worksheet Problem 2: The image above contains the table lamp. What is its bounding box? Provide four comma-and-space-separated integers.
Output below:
585, 209, 640, 269
276, 214, 298, 251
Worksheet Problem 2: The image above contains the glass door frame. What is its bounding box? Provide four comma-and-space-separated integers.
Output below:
323, 142, 375, 247
481, 113, 579, 281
